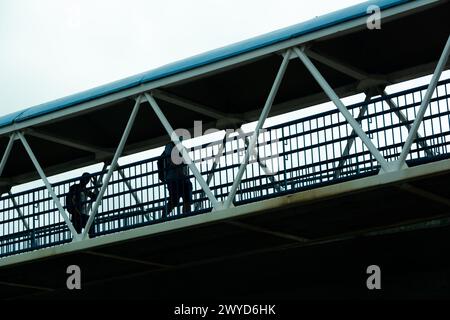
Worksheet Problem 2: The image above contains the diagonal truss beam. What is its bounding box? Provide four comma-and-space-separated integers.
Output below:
17, 132, 79, 239
7, 191, 37, 249
294, 46, 391, 172
7, 191, 31, 231
333, 94, 373, 179
0, 134, 15, 177
396, 36, 450, 169
223, 50, 291, 209
381, 90, 434, 158
117, 169, 151, 222
237, 128, 283, 192
194, 131, 229, 211
145, 92, 220, 209
82, 95, 143, 239
29, 131, 150, 221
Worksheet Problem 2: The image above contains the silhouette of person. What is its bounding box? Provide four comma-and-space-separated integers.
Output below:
66, 172, 98, 235
159, 141, 192, 217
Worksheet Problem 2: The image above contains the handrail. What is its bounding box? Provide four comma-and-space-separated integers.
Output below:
1, 78, 450, 258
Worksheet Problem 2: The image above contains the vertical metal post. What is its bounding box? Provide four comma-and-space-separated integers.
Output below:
294, 46, 391, 172
17, 132, 79, 239
82, 95, 142, 239
223, 50, 290, 209
396, 36, 450, 169
145, 92, 220, 209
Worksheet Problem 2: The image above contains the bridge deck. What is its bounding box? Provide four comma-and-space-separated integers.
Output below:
1, 156, 449, 298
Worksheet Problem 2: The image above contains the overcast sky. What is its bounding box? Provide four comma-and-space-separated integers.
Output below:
0, 0, 367, 117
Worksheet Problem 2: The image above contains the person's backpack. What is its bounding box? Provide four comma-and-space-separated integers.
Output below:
66, 184, 79, 214
157, 151, 167, 183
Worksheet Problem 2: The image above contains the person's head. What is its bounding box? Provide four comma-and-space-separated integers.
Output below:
80, 172, 91, 186
165, 141, 175, 152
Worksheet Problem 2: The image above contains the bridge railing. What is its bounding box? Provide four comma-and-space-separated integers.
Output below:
1, 78, 450, 257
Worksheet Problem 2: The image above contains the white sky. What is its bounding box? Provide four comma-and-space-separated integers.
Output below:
0, 0, 365, 116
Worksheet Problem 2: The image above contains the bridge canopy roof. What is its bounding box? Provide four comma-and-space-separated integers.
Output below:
0, 0, 449, 188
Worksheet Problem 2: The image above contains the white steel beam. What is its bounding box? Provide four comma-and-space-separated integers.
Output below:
117, 169, 151, 222
82, 95, 143, 239
381, 90, 434, 158
17, 132, 79, 239
333, 94, 372, 179
7, 191, 31, 231
86, 163, 108, 215
0, 134, 15, 177
238, 128, 283, 192
294, 46, 391, 172
27, 130, 150, 221
396, 36, 450, 169
223, 50, 291, 209
194, 132, 229, 211
145, 92, 220, 209
29, 131, 152, 222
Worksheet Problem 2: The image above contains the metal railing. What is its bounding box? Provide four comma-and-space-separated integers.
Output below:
1, 78, 450, 258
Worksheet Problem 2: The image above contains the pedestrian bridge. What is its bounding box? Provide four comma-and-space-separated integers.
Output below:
0, 0, 449, 299
2, 77, 450, 259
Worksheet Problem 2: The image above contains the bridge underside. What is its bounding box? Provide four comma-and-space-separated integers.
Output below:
1, 160, 450, 299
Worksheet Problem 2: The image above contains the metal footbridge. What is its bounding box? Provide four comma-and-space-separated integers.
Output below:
0, 0, 450, 299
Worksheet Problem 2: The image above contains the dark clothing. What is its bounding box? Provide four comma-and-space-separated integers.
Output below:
161, 144, 187, 182
160, 143, 193, 216
67, 182, 97, 235
168, 179, 193, 206
72, 212, 90, 234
